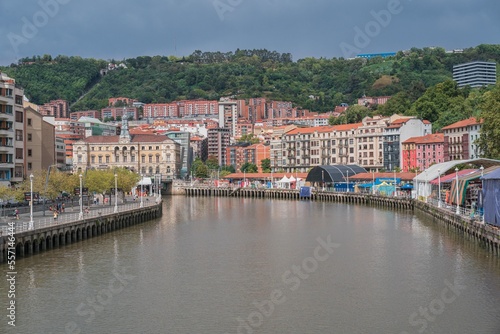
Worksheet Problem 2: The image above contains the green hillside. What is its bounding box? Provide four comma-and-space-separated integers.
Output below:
1, 45, 499, 113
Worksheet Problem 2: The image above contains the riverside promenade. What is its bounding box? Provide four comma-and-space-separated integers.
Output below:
0, 195, 162, 262
179, 184, 500, 255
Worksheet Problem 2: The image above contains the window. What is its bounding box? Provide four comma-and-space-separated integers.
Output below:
27, 118, 32, 126
91, 156, 95, 163
149, 155, 153, 163
123, 156, 127, 162
28, 149, 32, 157
78, 155, 82, 163
131, 155, 135, 162
28, 163, 32, 170
106, 156, 110, 163
98, 156, 102, 163
27, 133, 32, 141
141, 155, 145, 163
156, 155, 160, 163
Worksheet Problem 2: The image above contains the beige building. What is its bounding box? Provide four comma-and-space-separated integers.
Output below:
72, 117, 182, 178
24, 106, 56, 175
355, 116, 388, 171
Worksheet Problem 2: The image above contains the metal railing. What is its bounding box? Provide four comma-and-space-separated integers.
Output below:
0, 196, 160, 235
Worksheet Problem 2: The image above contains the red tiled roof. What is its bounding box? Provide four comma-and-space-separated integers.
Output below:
441, 117, 483, 130
403, 133, 444, 144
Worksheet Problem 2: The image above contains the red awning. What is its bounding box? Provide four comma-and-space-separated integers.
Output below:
429, 169, 476, 184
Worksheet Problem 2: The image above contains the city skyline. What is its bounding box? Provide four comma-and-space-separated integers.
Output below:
1, 0, 498, 65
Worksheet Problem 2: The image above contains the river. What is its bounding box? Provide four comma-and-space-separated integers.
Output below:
1, 196, 500, 334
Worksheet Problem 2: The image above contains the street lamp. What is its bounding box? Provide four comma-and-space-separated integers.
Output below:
372, 170, 375, 195
394, 170, 397, 197
78, 174, 83, 219
114, 174, 118, 213
29, 174, 34, 229
424, 170, 427, 202
346, 170, 349, 193
140, 174, 144, 208
437, 169, 441, 208
455, 167, 460, 215
480, 165, 484, 224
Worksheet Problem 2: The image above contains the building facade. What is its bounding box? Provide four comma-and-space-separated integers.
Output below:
207, 128, 230, 166
39, 99, 70, 118
383, 116, 432, 171
442, 117, 483, 161
166, 131, 192, 179
24, 106, 56, 175
453, 61, 497, 88
72, 118, 181, 178
402, 133, 445, 172
0, 72, 24, 185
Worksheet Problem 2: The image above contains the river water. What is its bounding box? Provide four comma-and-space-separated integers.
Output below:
1, 196, 500, 334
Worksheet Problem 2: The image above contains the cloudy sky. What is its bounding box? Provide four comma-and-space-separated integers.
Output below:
0, 0, 498, 65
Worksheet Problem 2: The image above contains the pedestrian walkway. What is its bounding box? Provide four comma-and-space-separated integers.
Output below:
0, 195, 161, 235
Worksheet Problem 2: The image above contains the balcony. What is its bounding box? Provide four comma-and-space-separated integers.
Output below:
0, 128, 13, 136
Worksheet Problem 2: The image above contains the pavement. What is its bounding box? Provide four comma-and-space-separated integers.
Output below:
0, 195, 161, 235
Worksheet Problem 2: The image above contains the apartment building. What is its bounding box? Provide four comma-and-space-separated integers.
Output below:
269, 125, 297, 172
39, 99, 70, 118
0, 72, 24, 185
143, 100, 218, 118
280, 123, 361, 173
101, 107, 139, 120
190, 136, 208, 162
166, 131, 192, 179
355, 116, 387, 171
226, 143, 270, 172
218, 100, 238, 139
383, 116, 432, 171
453, 61, 497, 88
402, 133, 445, 172
70, 110, 101, 121
24, 106, 56, 175
207, 127, 230, 166
442, 117, 483, 161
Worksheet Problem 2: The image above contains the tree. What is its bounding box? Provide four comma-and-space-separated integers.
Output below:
195, 164, 209, 178
238, 134, 260, 144
206, 155, 219, 170
261, 158, 271, 173
241, 162, 258, 173
477, 85, 500, 159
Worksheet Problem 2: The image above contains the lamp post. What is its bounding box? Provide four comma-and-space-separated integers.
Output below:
78, 174, 83, 219
424, 170, 427, 202
346, 170, 349, 193
480, 165, 484, 224
29, 174, 34, 229
114, 174, 118, 213
394, 170, 397, 197
140, 174, 144, 208
372, 170, 375, 195
437, 169, 441, 208
455, 167, 460, 215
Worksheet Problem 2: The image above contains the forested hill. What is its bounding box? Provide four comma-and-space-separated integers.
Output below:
1, 45, 499, 113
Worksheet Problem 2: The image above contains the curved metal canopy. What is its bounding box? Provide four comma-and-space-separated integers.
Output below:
306, 165, 367, 183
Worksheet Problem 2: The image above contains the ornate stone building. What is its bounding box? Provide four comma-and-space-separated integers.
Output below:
72, 116, 181, 178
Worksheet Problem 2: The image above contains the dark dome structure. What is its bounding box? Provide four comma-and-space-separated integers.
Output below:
306, 165, 367, 183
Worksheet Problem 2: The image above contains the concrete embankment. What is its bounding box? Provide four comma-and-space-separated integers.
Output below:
0, 202, 162, 263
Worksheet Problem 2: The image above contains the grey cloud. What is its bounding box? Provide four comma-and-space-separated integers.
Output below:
0, 0, 498, 65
